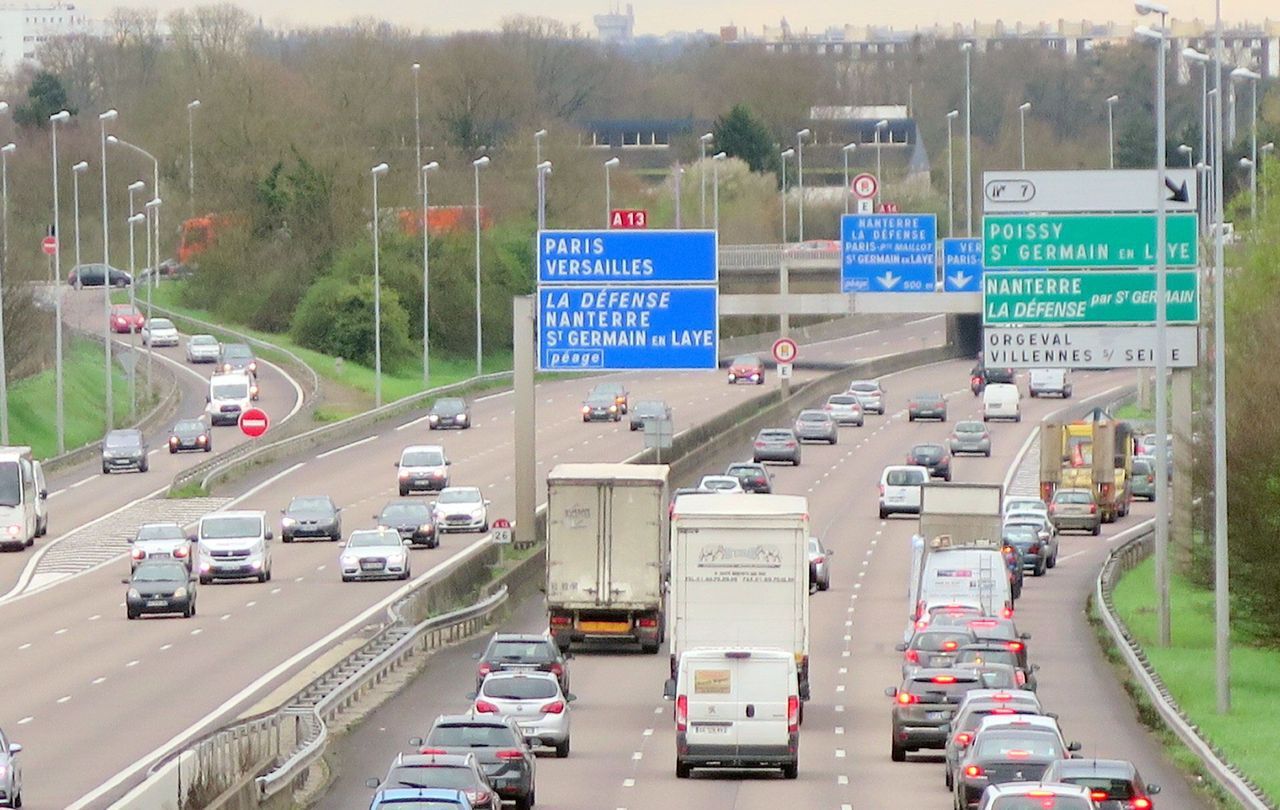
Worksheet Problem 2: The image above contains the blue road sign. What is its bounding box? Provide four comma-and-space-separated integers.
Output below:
841, 214, 937, 293
538, 229, 718, 285
538, 285, 718, 371
941, 238, 983, 292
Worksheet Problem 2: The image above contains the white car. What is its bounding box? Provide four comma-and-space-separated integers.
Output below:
140, 317, 180, 347
878, 465, 929, 518
185, 334, 221, 363
433, 487, 490, 533
472, 671, 574, 757
340, 528, 411, 581
1002, 497, 1049, 520
697, 475, 744, 493
982, 382, 1021, 422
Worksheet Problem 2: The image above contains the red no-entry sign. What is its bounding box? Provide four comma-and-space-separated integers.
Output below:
239, 407, 270, 438
41, 236, 57, 256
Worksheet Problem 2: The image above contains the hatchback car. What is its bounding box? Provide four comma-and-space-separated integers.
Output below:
848, 379, 886, 414
470, 671, 575, 758
412, 714, 536, 810
340, 528, 411, 581
794, 409, 838, 444
1003, 524, 1049, 578
434, 487, 490, 533
219, 342, 258, 376
102, 428, 149, 473
976, 783, 1096, 810
886, 668, 985, 761
908, 392, 948, 422
955, 715, 1081, 809
1040, 758, 1162, 810
428, 397, 472, 430
109, 303, 146, 333
1004, 513, 1058, 571
822, 393, 864, 426
368, 787, 474, 810
753, 428, 801, 465
907, 443, 952, 480
168, 417, 212, 454
475, 633, 571, 694
69, 262, 132, 288
125, 559, 196, 619
970, 364, 1016, 396
697, 474, 744, 493
1049, 488, 1101, 535
281, 495, 342, 542
946, 690, 1045, 788
1130, 457, 1156, 501
727, 354, 765, 384
581, 391, 621, 422
140, 317, 179, 347
397, 445, 451, 495
0, 727, 21, 809
725, 462, 773, 494
808, 535, 833, 591
629, 399, 671, 431
376, 500, 438, 548
950, 421, 992, 457
896, 628, 973, 676
368, 752, 496, 810
130, 522, 193, 571
589, 381, 629, 413
185, 334, 221, 363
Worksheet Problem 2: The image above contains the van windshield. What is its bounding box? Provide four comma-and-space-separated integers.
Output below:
212, 383, 249, 399
886, 470, 924, 486
0, 461, 20, 507
202, 517, 263, 539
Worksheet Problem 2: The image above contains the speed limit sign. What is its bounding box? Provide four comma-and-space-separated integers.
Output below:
771, 337, 798, 365
852, 172, 879, 200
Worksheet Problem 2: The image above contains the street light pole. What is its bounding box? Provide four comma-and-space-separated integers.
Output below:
1231, 68, 1260, 222
534, 128, 546, 168
1210, 0, 1230, 715
962, 41, 974, 236
1177, 144, 1193, 168
946, 110, 958, 237
106, 136, 160, 290
842, 143, 856, 215
49, 110, 70, 454
412, 64, 422, 198
126, 179, 145, 419
796, 128, 810, 241
143, 197, 159, 394
421, 160, 439, 387
370, 163, 388, 407
1018, 102, 1032, 169
536, 161, 551, 231
779, 148, 795, 242
1106, 95, 1120, 169
712, 152, 726, 232
186, 99, 200, 218
604, 156, 620, 226
98, 109, 117, 431
699, 133, 713, 227
1262, 142, 1275, 216
0, 142, 11, 443
674, 165, 684, 228
874, 119, 889, 206
473, 156, 489, 377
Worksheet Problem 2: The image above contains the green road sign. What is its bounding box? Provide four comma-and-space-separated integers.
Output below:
983, 270, 1200, 325
983, 213, 1198, 268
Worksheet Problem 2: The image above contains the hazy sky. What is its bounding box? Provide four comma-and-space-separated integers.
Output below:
104, 0, 1270, 33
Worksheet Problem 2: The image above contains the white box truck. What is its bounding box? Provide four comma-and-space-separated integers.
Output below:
0, 446, 48, 549
546, 463, 669, 654
670, 493, 811, 701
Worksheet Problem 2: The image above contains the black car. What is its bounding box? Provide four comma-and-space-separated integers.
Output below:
895, 628, 975, 675
102, 429, 149, 473
724, 462, 773, 494
280, 495, 342, 542
907, 393, 948, 422
368, 752, 497, 810
965, 619, 1032, 671
168, 417, 212, 454
1040, 758, 1162, 810
906, 443, 952, 480
1004, 523, 1049, 577
124, 560, 196, 619
68, 263, 132, 288
412, 715, 536, 810
955, 721, 1079, 808
219, 342, 258, 376
428, 397, 471, 430
581, 392, 621, 422
971, 363, 1016, 395
629, 399, 671, 431
885, 668, 985, 762
376, 500, 438, 548
474, 633, 570, 693
955, 642, 1038, 691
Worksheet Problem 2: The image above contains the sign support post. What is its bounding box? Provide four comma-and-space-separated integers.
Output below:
780, 262, 791, 398
514, 295, 537, 551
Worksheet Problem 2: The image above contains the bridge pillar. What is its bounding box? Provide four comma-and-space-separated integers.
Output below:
948, 313, 982, 358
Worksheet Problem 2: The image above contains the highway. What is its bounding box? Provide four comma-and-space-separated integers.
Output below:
0, 314, 947, 808
315, 365, 1210, 810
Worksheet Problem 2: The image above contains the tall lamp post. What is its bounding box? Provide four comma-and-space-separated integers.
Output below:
1183, 48, 1210, 186
472, 155, 489, 377
1018, 102, 1032, 169
698, 133, 713, 227
779, 148, 795, 242
420, 160, 439, 387
369, 163, 388, 407
49, 110, 70, 454
126, 179, 145, 418
1231, 67, 1261, 222
1210, 0, 1229, 714
1135, 0, 1171, 649
603, 156, 620, 226
1177, 144, 1193, 168
841, 143, 856, 215
98, 109, 117, 431
106, 136, 160, 288
534, 128, 547, 168
536, 161, 551, 231
962, 41, 974, 236
0, 141, 11, 442
1106, 94, 1120, 169
711, 152, 726, 231
796, 128, 810, 241
673, 165, 684, 228
946, 110, 959, 237
874, 119, 889, 206
186, 99, 200, 217
143, 197, 160, 394
1262, 142, 1275, 216
411, 64, 422, 198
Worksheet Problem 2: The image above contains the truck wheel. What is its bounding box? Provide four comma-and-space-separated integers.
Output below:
781, 761, 798, 779
879, 508, 888, 519
891, 740, 907, 762
676, 760, 691, 779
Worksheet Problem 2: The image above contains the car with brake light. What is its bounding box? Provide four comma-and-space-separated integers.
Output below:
124, 559, 197, 619
130, 522, 193, 571
1003, 523, 1052, 577
367, 752, 495, 809
953, 662, 1024, 692
588, 381, 629, 413
581, 391, 621, 422
954, 642, 1038, 691
954, 714, 1081, 809
433, 487, 490, 533
1040, 758, 1161, 810
168, 417, 212, 454
885, 667, 985, 761
823, 393, 864, 426
340, 528, 411, 581
396, 445, 451, 495
950, 421, 992, 456
376, 500, 438, 548
281, 495, 341, 542
218, 342, 258, 376
975, 783, 1095, 810
474, 633, 570, 694
725, 462, 772, 494
896, 628, 974, 676
727, 354, 765, 384
945, 689, 1045, 789
752, 428, 801, 465
970, 363, 1016, 395
907, 442, 952, 480
468, 671, 575, 758
412, 714, 535, 810
848, 379, 886, 413
1048, 488, 1101, 535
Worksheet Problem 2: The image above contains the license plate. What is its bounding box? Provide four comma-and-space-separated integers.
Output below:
147, 600, 168, 607
580, 620, 630, 633
150, 552, 171, 558
361, 562, 385, 571
926, 711, 946, 720
693, 724, 730, 734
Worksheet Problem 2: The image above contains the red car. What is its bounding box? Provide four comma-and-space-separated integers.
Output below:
109, 304, 145, 333
727, 354, 765, 385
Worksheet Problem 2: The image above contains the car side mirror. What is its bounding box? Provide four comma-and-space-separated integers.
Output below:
189, 576, 197, 584
472, 652, 482, 660
446, 460, 452, 465
894, 642, 908, 652
393, 461, 400, 467
884, 686, 898, 698
1020, 632, 1031, 640
372, 515, 379, 520
188, 535, 198, 544
485, 500, 492, 506
1067, 741, 1081, 752
1031, 664, 1041, 672
564, 652, 574, 660
662, 678, 676, 700
1147, 784, 1161, 795
279, 509, 286, 514
1045, 712, 1059, 720
365, 778, 380, 789
39, 489, 47, 500
264, 531, 274, 540
465, 691, 477, 700
7, 743, 20, 755
566, 693, 577, 702
335, 506, 342, 512
121, 578, 130, 584
205, 394, 211, 403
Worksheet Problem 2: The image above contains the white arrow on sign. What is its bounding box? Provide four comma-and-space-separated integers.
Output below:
875, 271, 901, 289
947, 271, 974, 289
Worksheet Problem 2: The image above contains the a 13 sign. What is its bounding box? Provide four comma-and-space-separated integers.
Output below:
609, 209, 648, 229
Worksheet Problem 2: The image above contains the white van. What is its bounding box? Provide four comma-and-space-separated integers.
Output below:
206, 371, 258, 426
917, 546, 1012, 619
196, 510, 273, 583
879, 465, 930, 518
982, 383, 1021, 422
0, 447, 47, 549
665, 648, 799, 779
1028, 368, 1072, 398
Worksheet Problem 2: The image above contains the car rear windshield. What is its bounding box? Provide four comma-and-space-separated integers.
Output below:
727, 465, 763, 477
915, 394, 943, 402
1058, 777, 1135, 798
386, 765, 475, 790
402, 451, 445, 467
190, 335, 217, 345
912, 445, 945, 459
990, 797, 1090, 810
149, 318, 175, 329
586, 394, 616, 406
829, 395, 859, 405
964, 667, 1020, 689
758, 430, 793, 441
974, 730, 1063, 759
1003, 526, 1040, 543
427, 724, 520, 748
886, 470, 925, 486
797, 411, 828, 422
912, 631, 972, 651
985, 368, 1016, 382
849, 382, 878, 393
1055, 491, 1094, 504
201, 516, 263, 539
488, 640, 554, 661
1132, 459, 1152, 474
482, 677, 559, 700
955, 422, 985, 434
956, 648, 1019, 668
906, 677, 980, 701
136, 524, 184, 541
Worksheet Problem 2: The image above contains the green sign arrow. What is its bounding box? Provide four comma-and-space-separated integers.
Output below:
983, 270, 1200, 325
984, 213, 1198, 268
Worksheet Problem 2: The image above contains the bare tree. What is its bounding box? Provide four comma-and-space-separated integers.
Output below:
500, 16, 607, 121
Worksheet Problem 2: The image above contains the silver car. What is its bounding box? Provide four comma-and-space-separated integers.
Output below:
130, 522, 193, 571
433, 487, 490, 533
825, 394, 864, 426
848, 379, 886, 414
185, 334, 221, 363
470, 671, 575, 758
948, 421, 992, 457
339, 528, 411, 581
140, 317, 180, 347
0, 726, 23, 808
794, 409, 838, 445
808, 535, 833, 591
753, 428, 801, 465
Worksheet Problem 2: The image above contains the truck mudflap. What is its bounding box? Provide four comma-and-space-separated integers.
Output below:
552, 609, 663, 653
799, 654, 811, 701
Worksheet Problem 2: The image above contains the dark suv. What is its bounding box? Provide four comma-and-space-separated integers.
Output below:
413, 714, 536, 810
475, 633, 570, 694
906, 443, 952, 480
725, 462, 773, 494
885, 668, 984, 762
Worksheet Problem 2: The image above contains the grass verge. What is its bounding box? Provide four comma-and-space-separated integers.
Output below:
1114, 402, 1154, 422
10, 337, 135, 459
1109, 556, 1277, 805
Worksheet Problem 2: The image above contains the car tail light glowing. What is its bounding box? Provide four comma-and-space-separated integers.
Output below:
1002, 606, 1014, 619
1006, 641, 1024, 653
478, 662, 493, 676
465, 790, 492, 807
992, 692, 1013, 701
879, 484, 886, 496
904, 649, 919, 664
812, 555, 825, 564
637, 617, 658, 628
418, 747, 447, 755
964, 764, 985, 778
931, 675, 956, 684
540, 700, 566, 714
754, 441, 765, 448
990, 707, 1016, 715
173, 546, 189, 558
1090, 791, 1110, 801
953, 731, 973, 747
787, 695, 800, 732
549, 662, 564, 676
941, 640, 959, 651
1007, 749, 1031, 759
675, 695, 688, 731
896, 692, 918, 705
495, 749, 525, 760
1131, 798, 1152, 809
1029, 542, 1040, 554
474, 700, 500, 713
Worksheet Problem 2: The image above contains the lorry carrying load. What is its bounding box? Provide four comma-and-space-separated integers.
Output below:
1039, 409, 1135, 523
545, 463, 670, 654
670, 493, 811, 701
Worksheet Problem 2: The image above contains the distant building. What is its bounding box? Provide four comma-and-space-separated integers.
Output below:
0, 2, 93, 71
594, 3, 635, 44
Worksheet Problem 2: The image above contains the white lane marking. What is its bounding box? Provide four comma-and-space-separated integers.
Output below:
69, 475, 100, 489
232, 462, 306, 504
48, 489, 66, 498
838, 775, 850, 785
631, 751, 643, 760
160, 644, 173, 651
18, 642, 30, 650
17, 717, 32, 725
316, 435, 378, 459
270, 588, 281, 595
190, 629, 202, 635
126, 660, 139, 667
258, 356, 306, 424
220, 614, 231, 621
622, 778, 635, 787
835, 726, 844, 735
474, 391, 510, 403
396, 414, 434, 431
643, 728, 653, 736
835, 704, 845, 712
836, 749, 846, 758
57, 695, 71, 704
89, 614, 101, 621
54, 627, 68, 635
836, 685, 846, 693
1057, 550, 1087, 563
92, 677, 106, 685
653, 707, 663, 714
245, 600, 257, 608
316, 565, 326, 571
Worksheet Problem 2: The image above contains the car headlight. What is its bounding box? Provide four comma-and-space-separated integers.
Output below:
173, 586, 188, 599
419, 524, 434, 533
281, 517, 296, 526
341, 555, 359, 566
429, 414, 440, 422
127, 588, 140, 598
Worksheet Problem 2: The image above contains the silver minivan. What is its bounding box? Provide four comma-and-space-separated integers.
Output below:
396, 445, 451, 495
196, 510, 273, 584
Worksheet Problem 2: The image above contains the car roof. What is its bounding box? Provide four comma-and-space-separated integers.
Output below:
882, 464, 929, 476
985, 782, 1093, 798
393, 752, 475, 768
976, 713, 1061, 733
490, 633, 551, 643
958, 687, 1042, 707
1042, 758, 1138, 777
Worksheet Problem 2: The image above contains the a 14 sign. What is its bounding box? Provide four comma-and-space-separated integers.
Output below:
609, 209, 648, 229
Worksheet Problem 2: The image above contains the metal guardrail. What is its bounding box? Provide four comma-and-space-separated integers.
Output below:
719, 243, 840, 270
1097, 527, 1276, 810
